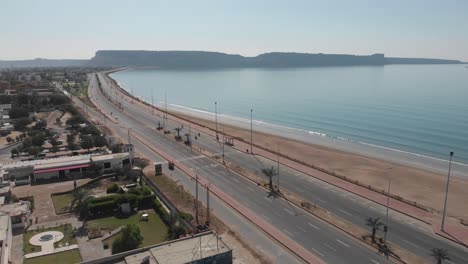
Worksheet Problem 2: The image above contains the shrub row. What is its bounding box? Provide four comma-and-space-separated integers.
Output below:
153, 198, 171, 226
88, 193, 156, 216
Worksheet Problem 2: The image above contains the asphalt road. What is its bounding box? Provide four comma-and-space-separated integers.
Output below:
88, 73, 394, 264
95, 72, 468, 264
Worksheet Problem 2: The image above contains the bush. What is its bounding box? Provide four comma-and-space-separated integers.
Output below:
14, 118, 32, 130
138, 194, 155, 209
106, 184, 120, 194
180, 212, 193, 222
153, 199, 171, 225
112, 224, 143, 254
88, 200, 116, 216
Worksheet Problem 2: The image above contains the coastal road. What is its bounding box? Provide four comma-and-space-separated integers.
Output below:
95, 72, 468, 264
90, 73, 393, 264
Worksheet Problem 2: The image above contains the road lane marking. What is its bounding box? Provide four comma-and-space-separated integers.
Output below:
283, 229, 294, 238
323, 243, 336, 251
264, 197, 272, 202
336, 239, 350, 248
417, 226, 426, 232
296, 225, 307, 232
262, 214, 271, 222
283, 208, 294, 215
308, 222, 320, 230
316, 197, 327, 203
247, 187, 255, 191
371, 260, 380, 264
402, 239, 420, 248
273, 211, 282, 217
232, 178, 240, 183
338, 209, 353, 216
311, 247, 324, 257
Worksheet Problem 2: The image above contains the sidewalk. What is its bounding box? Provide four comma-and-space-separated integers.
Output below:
101, 72, 468, 247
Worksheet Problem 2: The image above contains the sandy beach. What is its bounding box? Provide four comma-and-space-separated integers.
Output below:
107, 71, 468, 223
167, 107, 468, 222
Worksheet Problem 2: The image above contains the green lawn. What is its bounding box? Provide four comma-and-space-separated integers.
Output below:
23, 249, 81, 264
51, 193, 74, 214
89, 210, 168, 248
23, 224, 77, 255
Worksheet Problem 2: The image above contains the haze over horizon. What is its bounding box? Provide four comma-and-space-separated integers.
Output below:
1, 0, 468, 61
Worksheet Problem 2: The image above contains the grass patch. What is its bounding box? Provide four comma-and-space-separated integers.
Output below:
23, 224, 76, 255
88, 210, 168, 248
23, 249, 81, 264
51, 193, 74, 214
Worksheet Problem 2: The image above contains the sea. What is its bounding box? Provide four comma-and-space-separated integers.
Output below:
110, 65, 468, 175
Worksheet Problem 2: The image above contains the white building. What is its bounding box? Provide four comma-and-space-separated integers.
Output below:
0, 214, 12, 264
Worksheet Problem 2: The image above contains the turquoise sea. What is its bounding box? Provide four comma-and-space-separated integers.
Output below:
110, 65, 468, 164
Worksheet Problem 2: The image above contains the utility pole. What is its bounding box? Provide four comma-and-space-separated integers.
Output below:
384, 179, 391, 243
206, 184, 210, 225
164, 90, 168, 131
215, 101, 218, 139
195, 174, 199, 225
127, 128, 131, 144
222, 129, 225, 163
250, 109, 253, 153
151, 93, 154, 115
189, 123, 192, 153
442, 151, 454, 231
277, 143, 280, 192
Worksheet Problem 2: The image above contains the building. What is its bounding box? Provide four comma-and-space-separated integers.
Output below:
0, 214, 12, 264
0, 153, 132, 184
0, 201, 31, 229
91, 153, 131, 173
83, 231, 232, 264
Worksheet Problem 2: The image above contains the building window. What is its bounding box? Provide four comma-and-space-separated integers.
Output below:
103, 162, 111, 169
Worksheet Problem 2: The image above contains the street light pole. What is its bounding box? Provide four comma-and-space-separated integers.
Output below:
384, 179, 391, 243
250, 109, 253, 154
441, 151, 454, 231
222, 129, 225, 163
215, 101, 218, 139
127, 128, 132, 144
277, 143, 280, 192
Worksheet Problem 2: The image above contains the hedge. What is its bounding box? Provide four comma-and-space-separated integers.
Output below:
153, 199, 171, 225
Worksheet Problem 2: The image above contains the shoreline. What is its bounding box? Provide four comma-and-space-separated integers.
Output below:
106, 70, 468, 221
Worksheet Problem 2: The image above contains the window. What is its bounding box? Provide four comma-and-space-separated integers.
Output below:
103, 162, 111, 169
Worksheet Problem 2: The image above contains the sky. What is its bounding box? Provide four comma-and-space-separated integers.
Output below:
1, 0, 468, 61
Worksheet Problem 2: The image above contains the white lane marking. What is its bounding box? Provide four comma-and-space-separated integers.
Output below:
284, 208, 294, 215
336, 239, 350, 248
338, 209, 353, 216
273, 211, 282, 217
316, 197, 327, 203
284, 229, 294, 238
308, 222, 320, 230
446, 260, 456, 264
417, 226, 426, 232
371, 260, 380, 264
369, 206, 377, 211
264, 197, 272, 202
232, 178, 240, 183
402, 239, 420, 248
247, 187, 255, 191
311, 247, 324, 257
262, 214, 271, 222
296, 225, 307, 232
323, 243, 336, 251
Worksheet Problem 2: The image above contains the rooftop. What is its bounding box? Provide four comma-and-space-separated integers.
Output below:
0, 201, 30, 217
91, 153, 130, 162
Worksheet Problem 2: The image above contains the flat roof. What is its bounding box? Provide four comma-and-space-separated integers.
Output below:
0, 214, 9, 242
149, 232, 229, 264
91, 153, 130, 162
33, 156, 90, 171
34, 163, 89, 174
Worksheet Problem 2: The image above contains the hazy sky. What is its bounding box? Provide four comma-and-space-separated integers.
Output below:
2, 0, 468, 61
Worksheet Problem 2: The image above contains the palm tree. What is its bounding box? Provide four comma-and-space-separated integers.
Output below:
366, 217, 383, 243
262, 166, 277, 190
430, 248, 450, 264
174, 127, 183, 140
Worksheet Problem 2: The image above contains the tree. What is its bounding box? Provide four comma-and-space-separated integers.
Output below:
50, 138, 60, 153
9, 107, 29, 119
14, 118, 32, 131
28, 146, 41, 156
31, 133, 45, 147
93, 135, 107, 148
430, 248, 450, 264
80, 135, 94, 151
174, 126, 183, 140
262, 166, 277, 190
33, 120, 47, 130
10, 148, 18, 158
72, 188, 89, 206
75, 199, 90, 226
6, 136, 14, 144
366, 217, 383, 243
112, 224, 143, 254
